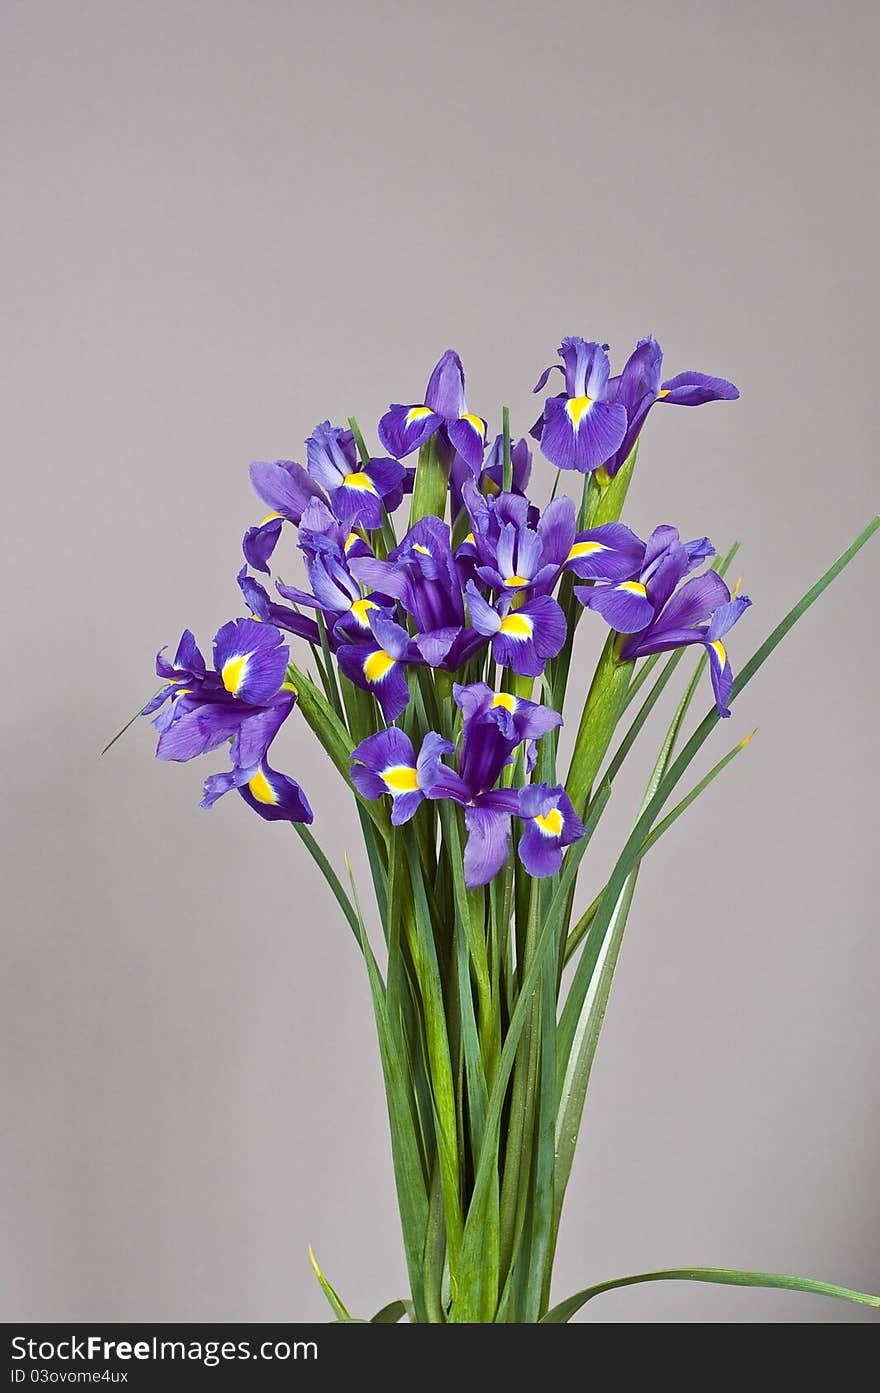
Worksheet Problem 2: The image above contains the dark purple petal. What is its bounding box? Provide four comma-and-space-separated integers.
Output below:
377, 403, 442, 459
447, 413, 487, 471
577, 581, 655, 634
538, 395, 627, 473
212, 618, 288, 705
565, 522, 646, 582
558, 338, 611, 399
242, 517, 283, 574
238, 764, 314, 822
366, 454, 407, 498
658, 371, 739, 405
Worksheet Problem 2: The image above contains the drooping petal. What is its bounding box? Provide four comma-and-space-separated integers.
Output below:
516, 784, 585, 877
242, 516, 283, 574
576, 580, 655, 633
658, 371, 739, 405
155, 700, 251, 762
463, 804, 512, 888
538, 394, 627, 473
237, 764, 313, 822
447, 413, 487, 471
564, 522, 646, 582
377, 403, 442, 459
417, 731, 470, 804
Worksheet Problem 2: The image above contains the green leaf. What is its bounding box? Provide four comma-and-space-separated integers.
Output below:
346, 863, 430, 1322
541, 1267, 880, 1321
308, 1246, 352, 1322
370, 1298, 408, 1323
293, 824, 361, 945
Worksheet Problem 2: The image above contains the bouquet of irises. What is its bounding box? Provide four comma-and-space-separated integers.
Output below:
134, 337, 878, 1322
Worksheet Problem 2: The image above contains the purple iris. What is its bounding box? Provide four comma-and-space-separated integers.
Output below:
466, 582, 567, 678
449, 432, 533, 518
517, 783, 585, 878
577, 527, 750, 715
415, 682, 565, 888
349, 516, 483, 669
145, 618, 291, 762
335, 611, 420, 722
350, 728, 426, 825
468, 493, 575, 599
378, 349, 488, 472
531, 338, 628, 474
243, 458, 327, 573
201, 694, 313, 824
306, 421, 406, 529
602, 336, 739, 478
237, 567, 321, 644
143, 620, 311, 822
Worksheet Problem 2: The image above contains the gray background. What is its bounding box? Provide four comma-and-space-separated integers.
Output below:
2, 0, 877, 1323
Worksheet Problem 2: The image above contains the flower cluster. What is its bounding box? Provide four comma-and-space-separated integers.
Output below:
146, 338, 747, 886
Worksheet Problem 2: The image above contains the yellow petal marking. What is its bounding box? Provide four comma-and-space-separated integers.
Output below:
498, 613, 534, 640
535, 808, 564, 837
709, 639, 727, 669
260, 511, 283, 525
566, 395, 593, 428
505, 574, 530, 588
382, 764, 419, 794
406, 405, 434, 426
617, 580, 647, 596
567, 540, 607, 561
344, 531, 360, 553
492, 692, 518, 712
413, 543, 432, 556
364, 649, 395, 683
221, 654, 249, 695
460, 412, 485, 437
342, 471, 377, 493
464, 532, 476, 546
657, 388, 670, 398
248, 767, 278, 805
350, 597, 377, 626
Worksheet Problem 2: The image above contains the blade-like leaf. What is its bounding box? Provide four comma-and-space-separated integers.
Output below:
541, 1266, 880, 1322
308, 1245, 351, 1322
369, 1298, 408, 1323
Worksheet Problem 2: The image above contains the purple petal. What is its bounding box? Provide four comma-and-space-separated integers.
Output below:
212, 617, 288, 705
578, 581, 655, 634
657, 570, 731, 632
378, 403, 442, 459
463, 805, 512, 888
424, 349, 466, 418
249, 459, 325, 524
658, 371, 739, 405
242, 517, 283, 574
538, 395, 627, 473
447, 413, 487, 471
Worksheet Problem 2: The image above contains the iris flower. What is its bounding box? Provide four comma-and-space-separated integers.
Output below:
578, 528, 750, 715
602, 336, 739, 479
378, 349, 488, 472
335, 611, 421, 721
306, 421, 406, 529
531, 337, 628, 474
201, 695, 313, 824
465, 581, 566, 677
